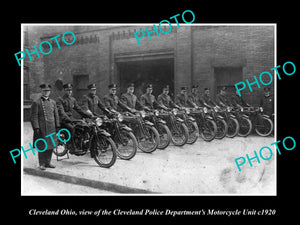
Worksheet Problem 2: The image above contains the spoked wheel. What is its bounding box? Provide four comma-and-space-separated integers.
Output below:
92, 135, 117, 168
156, 123, 172, 150
200, 119, 217, 142
255, 117, 273, 137
53, 129, 69, 157
138, 124, 160, 153
226, 117, 240, 138
238, 117, 253, 137
115, 131, 137, 160
186, 120, 199, 144
215, 118, 228, 139
171, 121, 189, 146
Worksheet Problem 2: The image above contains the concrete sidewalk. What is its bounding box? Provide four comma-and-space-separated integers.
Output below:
22, 122, 276, 195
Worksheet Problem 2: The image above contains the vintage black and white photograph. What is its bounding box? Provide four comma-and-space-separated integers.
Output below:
21, 24, 276, 195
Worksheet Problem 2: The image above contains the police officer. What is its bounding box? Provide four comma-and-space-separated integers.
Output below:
157, 85, 180, 109
188, 85, 207, 108
31, 84, 60, 170
216, 86, 231, 107
260, 87, 274, 117
140, 84, 165, 110
103, 83, 132, 113
82, 83, 111, 117
231, 90, 250, 109
176, 87, 195, 108
121, 83, 147, 112
202, 87, 217, 108
56, 83, 93, 154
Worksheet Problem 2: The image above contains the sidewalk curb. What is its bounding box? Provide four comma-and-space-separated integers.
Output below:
23, 167, 159, 194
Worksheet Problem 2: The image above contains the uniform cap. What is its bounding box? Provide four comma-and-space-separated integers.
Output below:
40, 84, 52, 91
87, 83, 97, 90
181, 87, 187, 91
146, 84, 153, 89
163, 85, 170, 91
127, 83, 135, 88
63, 83, 73, 90
108, 83, 117, 89
191, 85, 198, 89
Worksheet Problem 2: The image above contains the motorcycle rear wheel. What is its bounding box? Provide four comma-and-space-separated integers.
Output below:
138, 124, 160, 153
92, 136, 117, 168
115, 131, 137, 160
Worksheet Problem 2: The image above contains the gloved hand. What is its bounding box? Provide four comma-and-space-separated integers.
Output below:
34, 128, 41, 138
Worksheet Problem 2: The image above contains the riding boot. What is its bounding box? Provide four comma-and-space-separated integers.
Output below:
38, 151, 46, 170
45, 149, 55, 168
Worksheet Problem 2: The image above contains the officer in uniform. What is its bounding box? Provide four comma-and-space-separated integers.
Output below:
157, 85, 180, 109
31, 84, 60, 170
121, 83, 147, 112
140, 84, 165, 110
56, 83, 93, 154
176, 87, 195, 108
202, 87, 217, 108
103, 83, 132, 112
260, 87, 274, 117
231, 90, 250, 109
216, 86, 231, 107
82, 83, 111, 117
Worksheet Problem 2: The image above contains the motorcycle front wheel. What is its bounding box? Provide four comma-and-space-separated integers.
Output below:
200, 119, 217, 142
53, 129, 69, 157
186, 120, 199, 144
115, 131, 137, 160
156, 123, 172, 150
92, 135, 117, 168
215, 118, 228, 140
171, 121, 189, 146
226, 117, 240, 138
138, 124, 160, 153
255, 117, 273, 137
238, 116, 253, 137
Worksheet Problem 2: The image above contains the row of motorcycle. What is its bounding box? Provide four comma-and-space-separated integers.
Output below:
54, 106, 274, 168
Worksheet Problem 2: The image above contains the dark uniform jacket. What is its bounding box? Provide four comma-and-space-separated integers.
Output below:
157, 93, 177, 108
216, 93, 231, 107
82, 93, 109, 116
203, 94, 217, 107
231, 94, 249, 108
121, 92, 144, 110
260, 95, 274, 116
176, 93, 194, 107
31, 96, 60, 150
103, 93, 130, 112
140, 93, 162, 109
57, 94, 91, 123
188, 93, 206, 107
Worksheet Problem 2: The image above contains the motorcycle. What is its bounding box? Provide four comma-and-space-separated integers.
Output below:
100, 112, 138, 160
158, 109, 189, 147
242, 107, 273, 136
208, 106, 228, 140
122, 110, 160, 153
54, 117, 117, 168
144, 109, 172, 150
190, 107, 217, 142
230, 107, 253, 137
176, 107, 199, 144
216, 106, 240, 138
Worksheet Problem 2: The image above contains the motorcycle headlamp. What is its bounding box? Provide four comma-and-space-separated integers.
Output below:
214, 106, 218, 112
95, 117, 103, 126
204, 107, 208, 113
172, 108, 178, 115
185, 108, 190, 114
241, 108, 244, 112
259, 107, 264, 112
227, 106, 231, 112
140, 110, 146, 118
117, 113, 124, 122
154, 110, 159, 116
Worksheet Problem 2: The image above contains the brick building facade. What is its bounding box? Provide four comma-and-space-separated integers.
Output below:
23, 24, 275, 120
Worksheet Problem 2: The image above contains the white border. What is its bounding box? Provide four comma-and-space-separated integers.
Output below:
21, 23, 277, 196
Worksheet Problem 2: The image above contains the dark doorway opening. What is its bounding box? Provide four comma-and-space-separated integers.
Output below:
116, 58, 174, 98
73, 74, 89, 100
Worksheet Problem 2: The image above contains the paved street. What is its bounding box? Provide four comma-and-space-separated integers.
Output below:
22, 122, 276, 195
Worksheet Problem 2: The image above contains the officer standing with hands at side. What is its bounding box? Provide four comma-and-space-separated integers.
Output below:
31, 84, 60, 170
